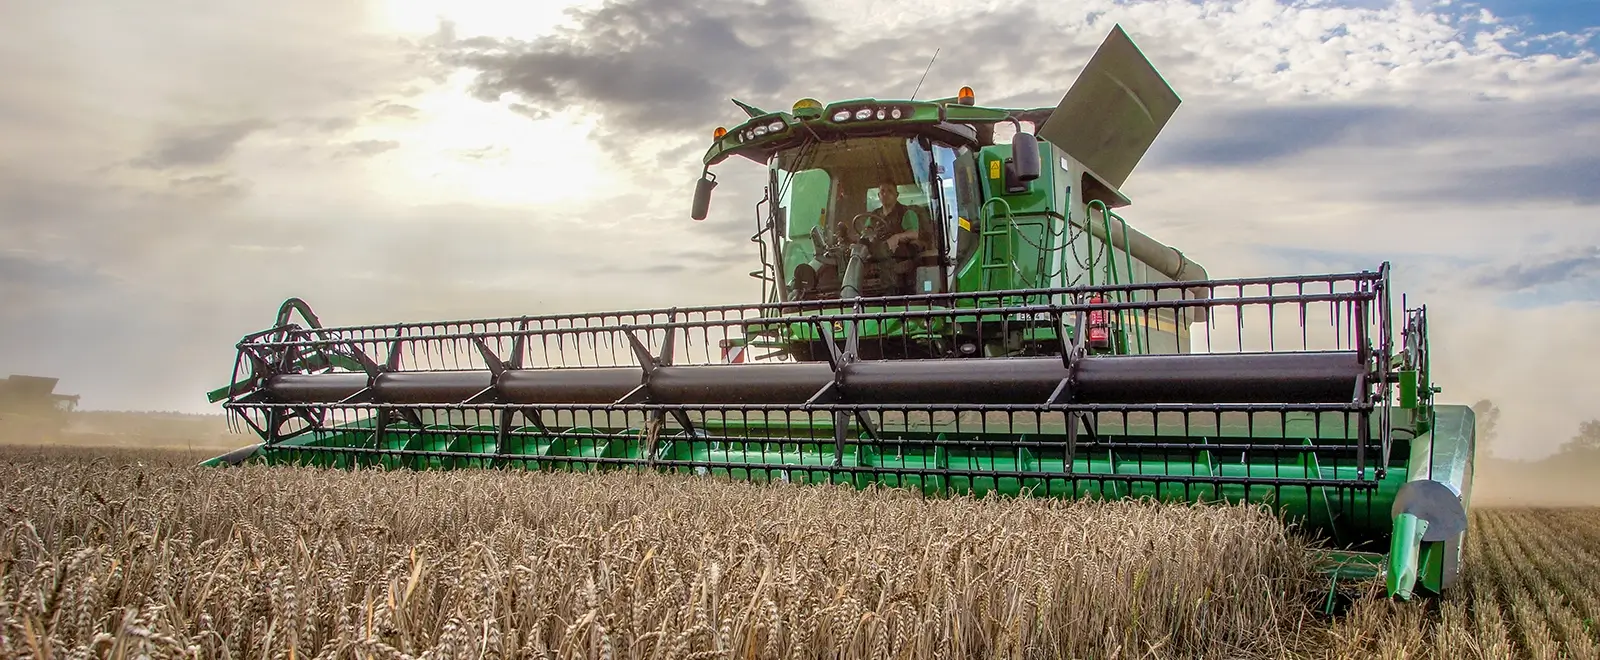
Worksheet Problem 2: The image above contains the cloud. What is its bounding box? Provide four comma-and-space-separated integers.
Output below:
0, 0, 453, 409
1140, 93, 1600, 212
669, 248, 753, 266
0, 251, 108, 292
1472, 245, 1600, 292
1153, 104, 1412, 166
452, 145, 508, 161
0, 251, 117, 329
131, 120, 270, 170
445, 0, 819, 140
1441, 154, 1600, 205
335, 139, 401, 158
371, 102, 421, 120
163, 174, 251, 201
440, 0, 1114, 152
0, 0, 440, 256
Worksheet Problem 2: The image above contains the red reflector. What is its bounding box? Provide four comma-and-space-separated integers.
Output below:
1086, 295, 1109, 348
1087, 296, 1107, 326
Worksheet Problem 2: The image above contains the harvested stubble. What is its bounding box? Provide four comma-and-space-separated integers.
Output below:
1315, 507, 1600, 659
0, 447, 1322, 659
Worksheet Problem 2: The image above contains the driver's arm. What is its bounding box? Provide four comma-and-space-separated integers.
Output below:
886, 210, 920, 248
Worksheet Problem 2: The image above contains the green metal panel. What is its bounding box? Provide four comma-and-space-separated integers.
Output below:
1387, 513, 1428, 600
1387, 404, 1474, 599
974, 139, 1060, 294
1398, 370, 1418, 409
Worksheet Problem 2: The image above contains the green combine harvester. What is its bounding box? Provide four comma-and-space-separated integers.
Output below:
203, 26, 1474, 602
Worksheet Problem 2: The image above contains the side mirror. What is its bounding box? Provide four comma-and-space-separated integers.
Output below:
1011, 131, 1041, 182
691, 172, 717, 221
791, 263, 817, 297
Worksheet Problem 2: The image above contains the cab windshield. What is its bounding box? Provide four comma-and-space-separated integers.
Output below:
770, 136, 980, 300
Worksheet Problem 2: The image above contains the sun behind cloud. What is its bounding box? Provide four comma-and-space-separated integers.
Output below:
356, 0, 611, 209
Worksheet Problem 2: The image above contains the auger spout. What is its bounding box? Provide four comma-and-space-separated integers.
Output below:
1387, 404, 1475, 599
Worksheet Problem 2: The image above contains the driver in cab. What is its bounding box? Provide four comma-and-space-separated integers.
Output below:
875, 183, 921, 253
828, 183, 923, 258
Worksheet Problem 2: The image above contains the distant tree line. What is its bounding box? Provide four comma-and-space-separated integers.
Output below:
1472, 399, 1599, 461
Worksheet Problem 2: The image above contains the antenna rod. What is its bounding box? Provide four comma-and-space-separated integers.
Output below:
909, 48, 940, 100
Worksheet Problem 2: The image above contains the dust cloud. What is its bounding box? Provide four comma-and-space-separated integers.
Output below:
1471, 456, 1600, 508
0, 410, 246, 455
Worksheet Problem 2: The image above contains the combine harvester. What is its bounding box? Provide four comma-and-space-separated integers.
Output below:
0, 374, 81, 437
203, 26, 1473, 602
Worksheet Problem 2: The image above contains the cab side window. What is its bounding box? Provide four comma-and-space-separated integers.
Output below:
951, 147, 983, 266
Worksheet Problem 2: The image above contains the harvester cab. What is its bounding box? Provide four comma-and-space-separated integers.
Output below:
691, 25, 1206, 362
203, 25, 1474, 604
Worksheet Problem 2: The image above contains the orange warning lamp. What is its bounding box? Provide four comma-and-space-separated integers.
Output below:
958, 86, 975, 105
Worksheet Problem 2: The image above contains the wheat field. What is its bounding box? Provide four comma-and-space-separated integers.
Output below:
4, 445, 1599, 659
0, 446, 1324, 659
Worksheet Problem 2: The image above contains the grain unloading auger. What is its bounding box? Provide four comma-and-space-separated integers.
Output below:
202, 25, 1474, 601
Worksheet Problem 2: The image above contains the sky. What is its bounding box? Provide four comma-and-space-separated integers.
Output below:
2, 0, 1597, 459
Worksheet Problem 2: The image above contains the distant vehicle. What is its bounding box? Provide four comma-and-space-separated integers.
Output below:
0, 374, 80, 435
